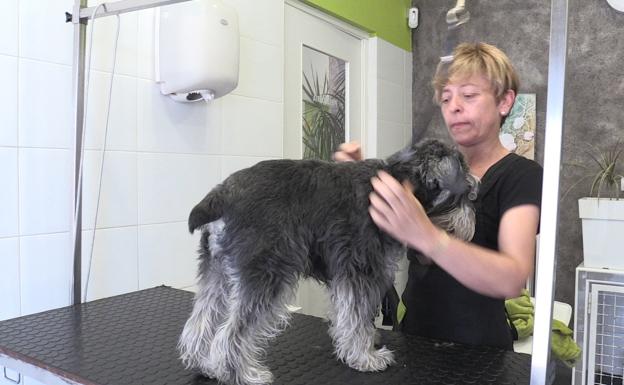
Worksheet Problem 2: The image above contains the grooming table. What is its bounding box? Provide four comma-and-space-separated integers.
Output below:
0, 286, 530, 385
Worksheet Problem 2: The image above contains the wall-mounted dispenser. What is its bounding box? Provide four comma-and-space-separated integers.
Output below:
155, 0, 239, 102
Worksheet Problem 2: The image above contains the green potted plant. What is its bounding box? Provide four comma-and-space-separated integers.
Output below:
571, 141, 624, 269
302, 67, 345, 161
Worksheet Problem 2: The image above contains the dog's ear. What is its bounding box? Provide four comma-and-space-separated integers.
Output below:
386, 139, 456, 201
188, 204, 211, 233
188, 185, 226, 233
385, 145, 426, 190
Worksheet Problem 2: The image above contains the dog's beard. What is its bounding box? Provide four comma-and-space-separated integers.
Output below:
429, 200, 476, 241
425, 167, 479, 242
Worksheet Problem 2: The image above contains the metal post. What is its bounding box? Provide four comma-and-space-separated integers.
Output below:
70, 0, 87, 306
530, 0, 568, 383
68, 0, 198, 305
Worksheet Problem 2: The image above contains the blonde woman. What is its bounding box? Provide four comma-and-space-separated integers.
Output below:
335, 42, 542, 349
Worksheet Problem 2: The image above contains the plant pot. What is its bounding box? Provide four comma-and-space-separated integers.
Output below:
578, 197, 624, 270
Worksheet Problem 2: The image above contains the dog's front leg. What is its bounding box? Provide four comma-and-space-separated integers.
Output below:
327, 277, 395, 372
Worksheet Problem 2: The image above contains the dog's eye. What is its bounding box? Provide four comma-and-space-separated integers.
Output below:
425, 176, 440, 190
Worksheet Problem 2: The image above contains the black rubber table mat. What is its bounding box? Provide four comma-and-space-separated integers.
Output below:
0, 286, 530, 385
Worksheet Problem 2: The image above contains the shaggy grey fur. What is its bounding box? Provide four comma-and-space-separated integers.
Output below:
179, 139, 478, 385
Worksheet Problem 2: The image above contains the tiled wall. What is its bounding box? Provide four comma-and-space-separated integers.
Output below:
0, 0, 285, 326
375, 38, 412, 160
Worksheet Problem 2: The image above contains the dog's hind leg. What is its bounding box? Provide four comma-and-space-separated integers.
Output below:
178, 220, 230, 377
327, 273, 395, 372
209, 259, 298, 385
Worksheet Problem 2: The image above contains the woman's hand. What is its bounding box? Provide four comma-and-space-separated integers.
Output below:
369, 171, 538, 299
333, 141, 362, 162
368, 171, 441, 254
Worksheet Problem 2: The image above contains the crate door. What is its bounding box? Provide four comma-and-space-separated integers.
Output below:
588, 284, 624, 385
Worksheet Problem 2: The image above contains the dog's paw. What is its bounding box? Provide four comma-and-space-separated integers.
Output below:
347, 346, 395, 372
198, 368, 218, 380
234, 366, 273, 385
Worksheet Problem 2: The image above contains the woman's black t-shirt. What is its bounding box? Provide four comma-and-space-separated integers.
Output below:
400, 153, 543, 349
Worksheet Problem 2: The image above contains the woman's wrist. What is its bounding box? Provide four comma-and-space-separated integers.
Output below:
427, 228, 451, 258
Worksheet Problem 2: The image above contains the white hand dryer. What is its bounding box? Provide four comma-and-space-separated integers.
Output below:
156, 0, 239, 102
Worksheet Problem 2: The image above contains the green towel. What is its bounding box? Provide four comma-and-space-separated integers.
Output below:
505, 289, 534, 339
397, 300, 406, 324
551, 319, 582, 367
505, 290, 581, 367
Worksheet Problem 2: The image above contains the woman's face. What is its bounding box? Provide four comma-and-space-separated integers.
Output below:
440, 74, 514, 148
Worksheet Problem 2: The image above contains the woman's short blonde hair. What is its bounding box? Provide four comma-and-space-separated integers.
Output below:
432, 42, 519, 104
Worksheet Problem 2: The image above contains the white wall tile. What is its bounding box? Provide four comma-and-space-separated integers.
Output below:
86, 9, 138, 77
224, 0, 283, 46
0, 148, 18, 238
234, 37, 282, 102
18, 59, 73, 149
8, 0, 290, 310
138, 222, 199, 289
222, 95, 282, 157
19, 0, 74, 65
221, 155, 276, 178
377, 119, 408, 159
0, 55, 18, 146
82, 151, 137, 229
20, 232, 72, 316
378, 79, 404, 123
0, 0, 18, 56
137, 79, 221, 154
377, 39, 404, 85
81, 227, 138, 301
404, 123, 412, 146
84, 73, 137, 151
138, 153, 220, 224
404, 50, 413, 128
19, 149, 72, 236
136, 8, 155, 80
0, 237, 20, 321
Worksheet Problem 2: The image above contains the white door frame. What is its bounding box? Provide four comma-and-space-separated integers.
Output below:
284, 0, 377, 158
284, 0, 379, 318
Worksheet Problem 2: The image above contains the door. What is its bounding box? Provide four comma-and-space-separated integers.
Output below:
284, 1, 367, 317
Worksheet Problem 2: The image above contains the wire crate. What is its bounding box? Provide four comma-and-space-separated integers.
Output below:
574, 265, 624, 385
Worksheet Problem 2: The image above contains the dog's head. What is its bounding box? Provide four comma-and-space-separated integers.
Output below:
386, 139, 478, 241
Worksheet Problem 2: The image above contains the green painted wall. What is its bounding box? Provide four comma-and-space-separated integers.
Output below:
301, 0, 412, 51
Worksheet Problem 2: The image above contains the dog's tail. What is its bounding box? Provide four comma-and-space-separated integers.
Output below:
188, 184, 227, 233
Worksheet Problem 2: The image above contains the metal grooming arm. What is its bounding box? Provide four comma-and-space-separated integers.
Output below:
530, 0, 569, 384
67, 0, 195, 305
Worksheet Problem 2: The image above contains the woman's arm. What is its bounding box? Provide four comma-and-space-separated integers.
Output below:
369, 170, 539, 299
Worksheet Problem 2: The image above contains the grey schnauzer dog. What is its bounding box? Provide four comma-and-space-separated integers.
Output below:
178, 139, 478, 385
